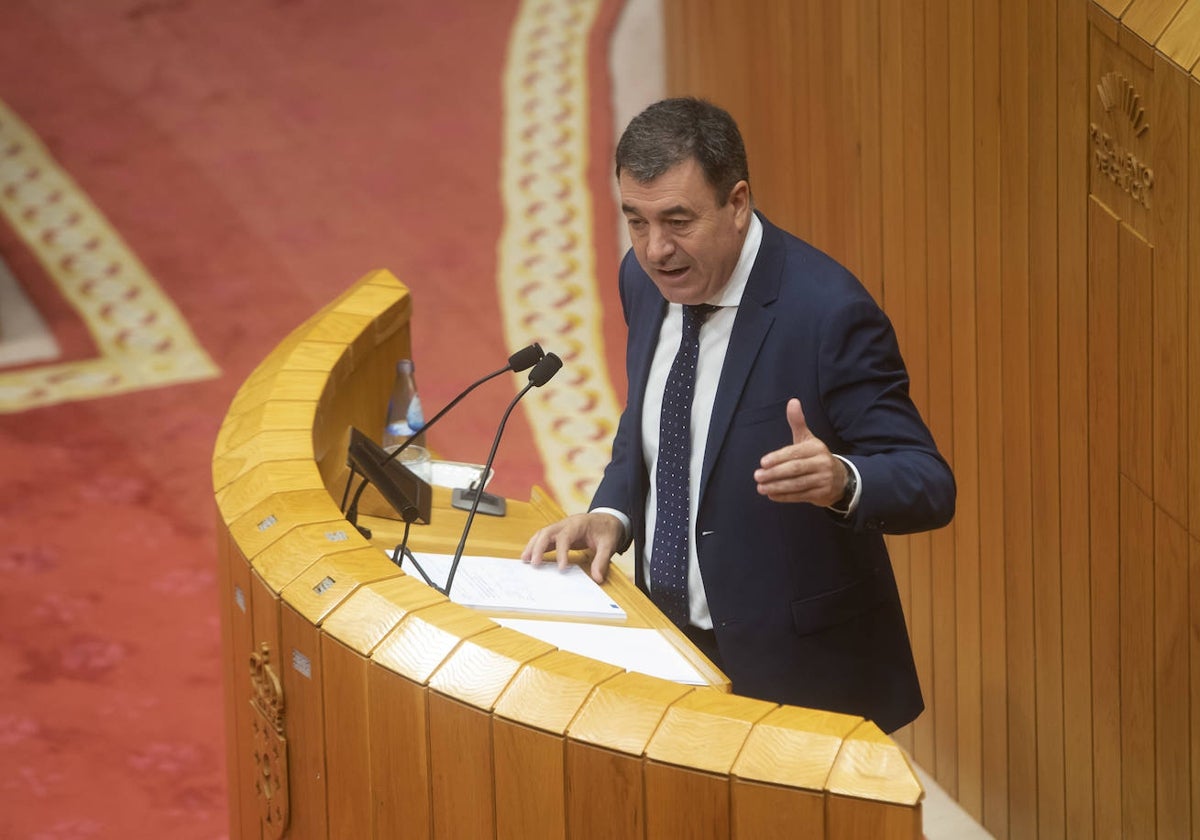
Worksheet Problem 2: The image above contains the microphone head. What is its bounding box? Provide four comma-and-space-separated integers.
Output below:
528, 352, 562, 387
508, 343, 544, 372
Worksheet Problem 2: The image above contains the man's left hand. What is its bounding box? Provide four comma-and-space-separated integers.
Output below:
754, 398, 848, 506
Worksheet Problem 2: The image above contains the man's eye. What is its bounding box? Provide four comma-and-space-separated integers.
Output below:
669, 219, 691, 229
626, 218, 647, 231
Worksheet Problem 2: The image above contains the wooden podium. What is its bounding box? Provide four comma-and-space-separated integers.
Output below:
213, 270, 925, 839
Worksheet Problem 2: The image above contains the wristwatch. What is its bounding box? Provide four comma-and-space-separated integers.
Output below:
831, 460, 857, 513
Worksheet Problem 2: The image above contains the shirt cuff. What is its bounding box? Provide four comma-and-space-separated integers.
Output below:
589, 507, 632, 546
827, 455, 862, 516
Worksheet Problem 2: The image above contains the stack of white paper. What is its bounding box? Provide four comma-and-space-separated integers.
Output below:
405, 551, 627, 620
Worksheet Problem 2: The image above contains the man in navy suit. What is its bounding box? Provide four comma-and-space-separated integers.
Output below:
522, 98, 954, 733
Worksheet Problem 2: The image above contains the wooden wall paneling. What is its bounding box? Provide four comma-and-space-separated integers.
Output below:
877, 0, 913, 755
780, 1, 813, 243
857, 0, 885, 304
900, 0, 936, 770
279, 602, 330, 839
1151, 56, 1190, 521
1089, 23, 1136, 225
999, 2, 1038, 836
1057, 3, 1095, 838
1087, 194, 1122, 840
747, 2, 800, 239
806, 2, 864, 275
947, 0, 983, 817
974, 0, 1009, 833
924, 0, 959, 795
1117, 476, 1155, 837
1154, 510, 1191, 837
1117, 225, 1154, 494
1029, 4, 1067, 839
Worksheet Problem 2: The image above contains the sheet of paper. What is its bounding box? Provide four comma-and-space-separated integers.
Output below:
405, 552, 626, 620
495, 618, 709, 686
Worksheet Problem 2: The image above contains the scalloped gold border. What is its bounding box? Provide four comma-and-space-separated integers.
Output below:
499, 0, 622, 512
0, 100, 219, 412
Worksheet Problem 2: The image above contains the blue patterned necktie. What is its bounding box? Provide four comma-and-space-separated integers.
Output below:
650, 303, 718, 627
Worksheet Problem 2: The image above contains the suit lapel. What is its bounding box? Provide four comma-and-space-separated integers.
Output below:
699, 214, 785, 503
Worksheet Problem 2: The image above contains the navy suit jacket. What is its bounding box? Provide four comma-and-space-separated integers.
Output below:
590, 213, 955, 733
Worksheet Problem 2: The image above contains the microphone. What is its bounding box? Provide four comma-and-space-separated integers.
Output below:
342, 343, 544, 536
431, 352, 562, 596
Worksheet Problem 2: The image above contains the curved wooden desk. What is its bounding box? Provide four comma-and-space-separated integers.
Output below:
213, 270, 924, 839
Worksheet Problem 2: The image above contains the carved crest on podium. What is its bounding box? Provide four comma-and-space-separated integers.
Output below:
1090, 70, 1153, 210
250, 642, 289, 840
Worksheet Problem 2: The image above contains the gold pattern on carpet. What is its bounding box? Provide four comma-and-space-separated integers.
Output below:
0, 100, 219, 412
499, 0, 621, 512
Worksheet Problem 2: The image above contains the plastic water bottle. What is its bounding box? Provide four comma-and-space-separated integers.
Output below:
383, 359, 426, 448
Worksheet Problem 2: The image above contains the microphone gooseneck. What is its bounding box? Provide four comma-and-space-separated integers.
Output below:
440, 352, 562, 596
342, 343, 544, 523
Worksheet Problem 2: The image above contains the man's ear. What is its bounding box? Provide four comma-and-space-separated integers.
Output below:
729, 179, 752, 229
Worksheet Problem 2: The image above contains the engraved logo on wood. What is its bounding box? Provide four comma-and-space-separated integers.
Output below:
1090, 72, 1153, 209
250, 642, 289, 840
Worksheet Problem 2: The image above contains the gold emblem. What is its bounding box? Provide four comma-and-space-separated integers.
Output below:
250, 643, 289, 839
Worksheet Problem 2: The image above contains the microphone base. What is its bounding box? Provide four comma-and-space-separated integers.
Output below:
451, 486, 507, 517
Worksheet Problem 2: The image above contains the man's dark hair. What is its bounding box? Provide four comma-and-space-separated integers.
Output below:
615, 97, 750, 206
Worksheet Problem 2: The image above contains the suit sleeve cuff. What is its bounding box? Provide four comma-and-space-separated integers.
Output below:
589, 506, 632, 549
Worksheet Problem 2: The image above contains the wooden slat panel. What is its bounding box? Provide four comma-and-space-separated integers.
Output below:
225, 539, 263, 840
1059, 3, 1095, 838
1192, 80, 1200, 541
1151, 55, 1190, 522
731, 779, 825, 839
1154, 511, 1191, 838
1192, 536, 1200, 834
825, 795, 923, 840
368, 666, 431, 840
878, 0, 912, 758
427, 694, 495, 839
1088, 194, 1123, 840
947, 0, 982, 818
747, 2, 799, 235
321, 636, 371, 840
1118, 223, 1154, 495
1000, 2, 1037, 836
644, 762, 729, 839
924, 0, 959, 797
280, 603, 329, 839
900, 0, 935, 770
493, 721, 565, 840
1030, 4, 1067, 839
1118, 477, 1155, 837
974, 0, 1009, 833
857, 0, 884, 305
565, 742, 645, 839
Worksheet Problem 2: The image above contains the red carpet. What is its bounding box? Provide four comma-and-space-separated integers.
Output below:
0, 1, 623, 837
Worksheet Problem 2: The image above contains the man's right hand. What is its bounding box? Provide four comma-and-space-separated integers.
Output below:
520, 512, 625, 584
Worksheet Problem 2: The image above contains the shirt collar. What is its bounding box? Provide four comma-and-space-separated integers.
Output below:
709, 212, 762, 308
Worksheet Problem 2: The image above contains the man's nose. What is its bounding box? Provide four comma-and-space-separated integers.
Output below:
646, 225, 675, 263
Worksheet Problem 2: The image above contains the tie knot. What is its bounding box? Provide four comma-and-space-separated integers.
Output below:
684, 303, 719, 328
